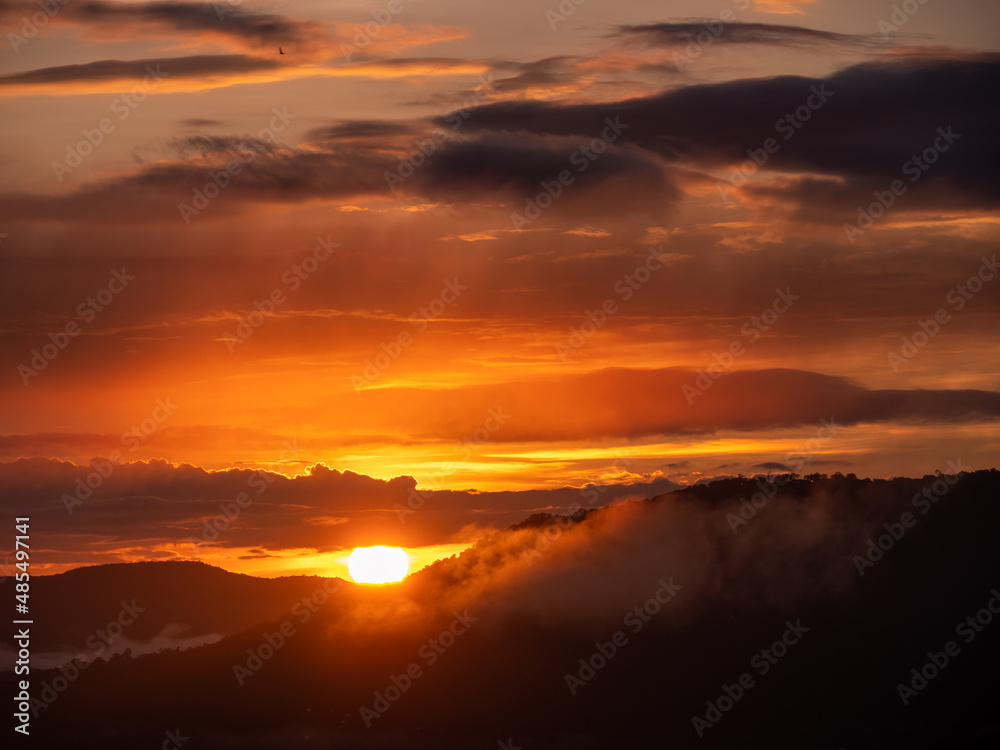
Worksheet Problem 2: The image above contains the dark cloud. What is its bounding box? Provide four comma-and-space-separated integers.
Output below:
742, 170, 1000, 224
449, 56, 1000, 208
75, 1, 321, 46
0, 131, 674, 223
305, 121, 420, 143
1, 55, 994, 225
179, 118, 226, 127
0, 0, 328, 52
616, 20, 885, 49
0, 458, 680, 559
0, 148, 389, 223
753, 461, 793, 471
169, 134, 285, 158
352, 368, 1000, 443
4, 367, 998, 468
486, 56, 581, 95
0, 55, 278, 87
405, 135, 676, 210
347, 56, 482, 71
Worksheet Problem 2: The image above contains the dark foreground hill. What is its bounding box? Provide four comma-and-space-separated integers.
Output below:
4, 470, 999, 750
0, 561, 346, 665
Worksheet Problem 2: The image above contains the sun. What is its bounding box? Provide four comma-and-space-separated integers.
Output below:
348, 546, 409, 584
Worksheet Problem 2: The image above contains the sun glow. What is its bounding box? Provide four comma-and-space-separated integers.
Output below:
348, 546, 409, 584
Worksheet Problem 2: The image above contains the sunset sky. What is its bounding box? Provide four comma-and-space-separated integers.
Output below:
1, 0, 998, 578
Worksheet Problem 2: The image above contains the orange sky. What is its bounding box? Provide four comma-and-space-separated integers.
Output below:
0, 0, 998, 578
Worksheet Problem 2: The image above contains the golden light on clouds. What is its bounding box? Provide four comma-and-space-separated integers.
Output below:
0, 0, 997, 580
0, 0, 996, 744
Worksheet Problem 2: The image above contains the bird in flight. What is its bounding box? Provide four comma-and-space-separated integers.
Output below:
279, 47, 285, 55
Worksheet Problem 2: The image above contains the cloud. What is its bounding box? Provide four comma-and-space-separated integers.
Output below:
168, 133, 283, 158
0, 54, 279, 89
1, 0, 329, 53
9, 368, 994, 477
0, 457, 680, 567
399, 135, 675, 208
753, 461, 793, 471
750, 0, 818, 14
349, 368, 1000, 443
439, 231, 500, 242
450, 56, 1000, 211
0, 146, 389, 222
616, 21, 884, 49
0, 3, 469, 90
305, 121, 421, 143
331, 57, 488, 76
484, 56, 587, 98
0, 128, 676, 223
78, 0, 322, 46
0, 53, 994, 228
178, 118, 227, 127
332, 24, 471, 60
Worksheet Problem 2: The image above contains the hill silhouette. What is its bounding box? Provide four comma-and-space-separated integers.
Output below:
0, 560, 346, 666
3, 471, 998, 749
